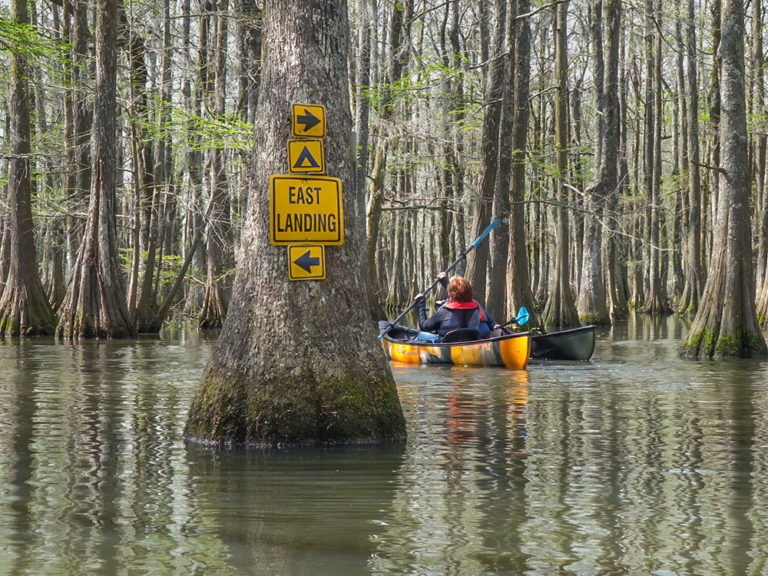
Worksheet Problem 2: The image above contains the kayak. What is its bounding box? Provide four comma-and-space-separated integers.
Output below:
531, 325, 596, 361
380, 324, 531, 369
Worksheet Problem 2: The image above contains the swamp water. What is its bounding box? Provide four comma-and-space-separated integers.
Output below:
0, 316, 767, 575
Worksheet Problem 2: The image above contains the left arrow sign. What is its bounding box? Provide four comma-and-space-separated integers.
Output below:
288, 244, 326, 281
295, 250, 320, 273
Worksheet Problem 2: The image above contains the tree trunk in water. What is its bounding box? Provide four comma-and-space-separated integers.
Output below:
0, 0, 56, 336
70, 0, 92, 264
543, 0, 579, 329
466, 0, 506, 305
681, 0, 767, 359
645, 0, 670, 314
487, 0, 516, 320
506, 0, 538, 326
679, 0, 704, 315
199, 0, 234, 329
185, 0, 406, 446
606, 30, 629, 319
364, 0, 412, 320
56, 0, 135, 340
577, 0, 620, 325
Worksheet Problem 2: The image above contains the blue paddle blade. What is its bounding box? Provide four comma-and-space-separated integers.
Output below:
517, 306, 529, 326
470, 219, 502, 248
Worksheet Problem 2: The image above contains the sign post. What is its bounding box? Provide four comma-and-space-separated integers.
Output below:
271, 103, 341, 279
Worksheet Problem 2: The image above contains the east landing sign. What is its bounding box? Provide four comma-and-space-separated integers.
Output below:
269, 175, 344, 245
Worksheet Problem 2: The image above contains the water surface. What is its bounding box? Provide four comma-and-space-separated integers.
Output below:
0, 316, 767, 575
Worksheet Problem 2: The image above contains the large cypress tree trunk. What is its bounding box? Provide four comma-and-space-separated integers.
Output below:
0, 0, 56, 336
185, 0, 406, 446
681, 0, 767, 359
57, 0, 135, 339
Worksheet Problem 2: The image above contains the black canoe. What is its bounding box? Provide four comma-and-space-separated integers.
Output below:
531, 325, 596, 361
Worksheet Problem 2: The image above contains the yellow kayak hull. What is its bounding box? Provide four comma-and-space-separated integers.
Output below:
381, 332, 531, 369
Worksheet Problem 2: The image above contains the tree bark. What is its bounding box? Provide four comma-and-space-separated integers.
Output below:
185, 0, 406, 446
0, 0, 56, 336
57, 0, 135, 339
681, 0, 768, 358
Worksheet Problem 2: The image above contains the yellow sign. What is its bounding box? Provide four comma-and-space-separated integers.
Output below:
292, 103, 326, 139
270, 175, 343, 245
287, 139, 325, 174
288, 244, 326, 281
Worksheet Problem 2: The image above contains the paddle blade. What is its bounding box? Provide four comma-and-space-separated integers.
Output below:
516, 306, 529, 326
469, 219, 502, 249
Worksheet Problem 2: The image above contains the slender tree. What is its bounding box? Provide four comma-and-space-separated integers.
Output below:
185, 0, 406, 445
487, 0, 517, 319
57, 0, 135, 339
0, 0, 56, 336
199, 0, 234, 329
577, 0, 621, 325
505, 0, 538, 325
679, 0, 704, 315
543, 0, 579, 329
466, 0, 506, 306
681, 0, 767, 358
366, 0, 413, 319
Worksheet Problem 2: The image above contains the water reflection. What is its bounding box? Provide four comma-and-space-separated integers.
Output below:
186, 445, 404, 576
0, 317, 767, 575
0, 338, 231, 575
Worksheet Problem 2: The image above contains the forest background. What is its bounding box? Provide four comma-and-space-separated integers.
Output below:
2, 0, 768, 347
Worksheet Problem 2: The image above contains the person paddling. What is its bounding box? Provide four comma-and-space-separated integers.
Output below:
413, 272, 500, 341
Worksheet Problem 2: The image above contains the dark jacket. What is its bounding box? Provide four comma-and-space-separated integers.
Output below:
416, 300, 482, 338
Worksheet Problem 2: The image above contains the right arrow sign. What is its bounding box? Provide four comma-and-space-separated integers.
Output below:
291, 103, 326, 139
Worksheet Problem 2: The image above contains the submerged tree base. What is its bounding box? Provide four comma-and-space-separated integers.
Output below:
184, 368, 407, 447
0, 284, 56, 337
680, 326, 768, 359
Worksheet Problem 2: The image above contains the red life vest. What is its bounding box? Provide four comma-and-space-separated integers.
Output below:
444, 300, 486, 321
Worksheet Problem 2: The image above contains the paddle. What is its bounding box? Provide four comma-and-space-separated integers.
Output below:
379, 219, 502, 339
501, 306, 530, 330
